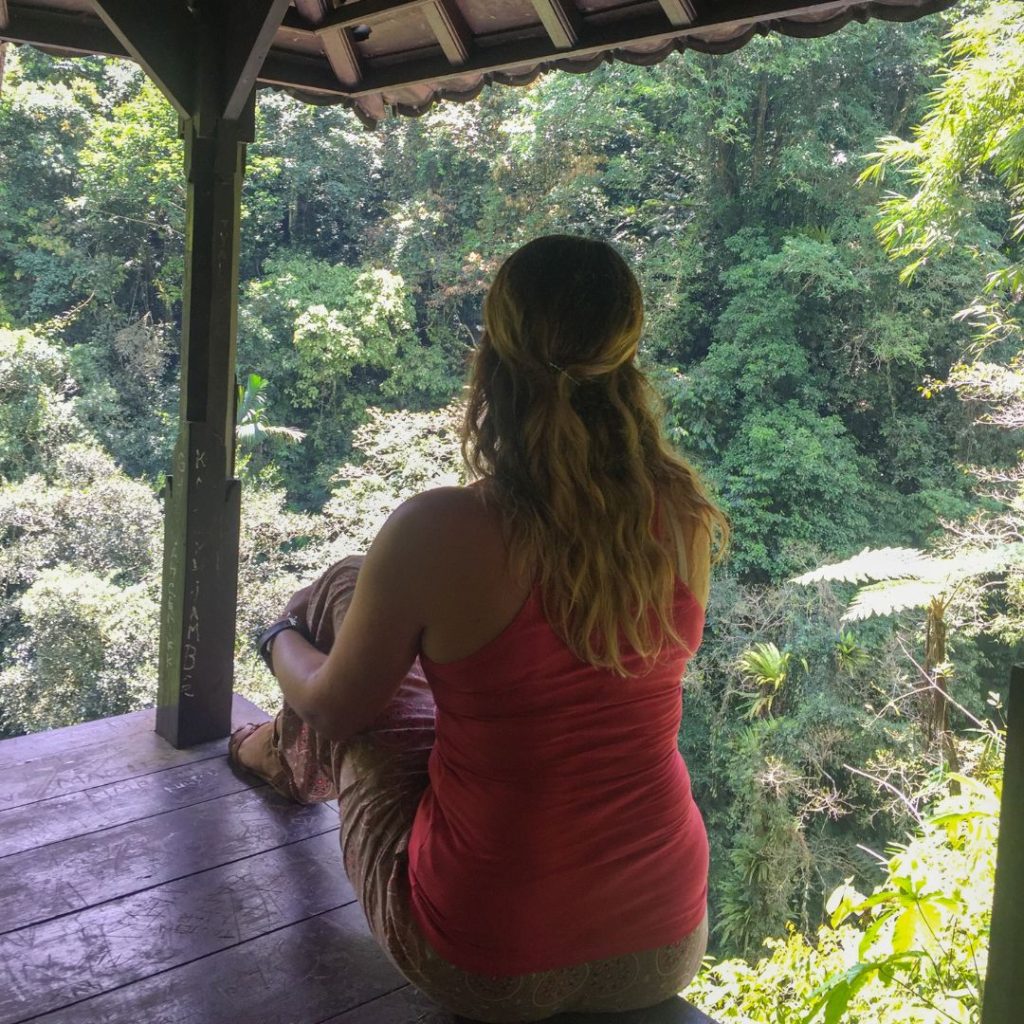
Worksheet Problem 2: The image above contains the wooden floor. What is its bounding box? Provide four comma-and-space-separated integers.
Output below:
0, 698, 714, 1024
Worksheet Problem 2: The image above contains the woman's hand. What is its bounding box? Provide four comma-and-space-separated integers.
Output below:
283, 583, 313, 624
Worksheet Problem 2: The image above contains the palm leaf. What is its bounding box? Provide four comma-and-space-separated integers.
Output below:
259, 425, 306, 443
236, 373, 268, 424
236, 422, 260, 446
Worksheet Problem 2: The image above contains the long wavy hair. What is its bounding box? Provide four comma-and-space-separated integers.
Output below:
462, 235, 728, 676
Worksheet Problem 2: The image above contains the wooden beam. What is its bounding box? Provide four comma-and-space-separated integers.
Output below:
286, 0, 365, 88
424, 0, 470, 65
319, 0, 430, 32
0, 0, 9, 30
220, 0, 292, 120
531, 0, 582, 50
89, 0, 195, 116
981, 665, 1024, 1024
2, 3, 129, 59
290, 0, 331, 22
260, 46, 355, 99
658, 0, 699, 26
320, 26, 364, 86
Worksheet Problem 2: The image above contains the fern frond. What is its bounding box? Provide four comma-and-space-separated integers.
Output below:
942, 543, 1024, 579
842, 579, 945, 622
793, 547, 934, 586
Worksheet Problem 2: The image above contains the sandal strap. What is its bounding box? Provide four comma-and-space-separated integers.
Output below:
229, 721, 306, 803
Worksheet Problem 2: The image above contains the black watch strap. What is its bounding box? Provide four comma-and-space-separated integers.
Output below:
257, 614, 305, 673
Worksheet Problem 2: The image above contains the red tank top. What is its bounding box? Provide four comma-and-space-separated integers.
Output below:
407, 579, 708, 976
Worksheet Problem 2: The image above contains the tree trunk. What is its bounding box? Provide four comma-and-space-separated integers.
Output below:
751, 73, 769, 185
924, 596, 961, 791
0, 43, 8, 98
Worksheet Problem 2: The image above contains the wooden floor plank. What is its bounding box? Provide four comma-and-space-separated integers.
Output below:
552, 998, 717, 1023
0, 694, 269, 771
0, 786, 338, 933
320, 985, 457, 1023
0, 708, 154, 770
0, 696, 270, 811
27, 904, 406, 1024
0, 755, 262, 858
0, 831, 355, 1024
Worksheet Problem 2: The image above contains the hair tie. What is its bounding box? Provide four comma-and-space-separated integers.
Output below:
548, 361, 579, 385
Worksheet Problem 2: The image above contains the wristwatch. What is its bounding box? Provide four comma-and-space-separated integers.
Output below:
257, 614, 306, 673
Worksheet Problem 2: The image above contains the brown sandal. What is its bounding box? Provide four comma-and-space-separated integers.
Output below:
228, 722, 264, 765
228, 721, 305, 803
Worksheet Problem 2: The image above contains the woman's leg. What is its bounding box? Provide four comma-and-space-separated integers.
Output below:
235, 554, 435, 806
560, 911, 710, 1016
359, 886, 708, 1024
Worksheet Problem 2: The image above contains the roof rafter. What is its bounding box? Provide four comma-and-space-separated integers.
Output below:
425, 0, 471, 65
319, 0, 430, 32
220, 0, 293, 120
90, 0, 195, 116
294, 0, 364, 87
531, 0, 582, 49
320, 26, 365, 86
658, 0, 698, 26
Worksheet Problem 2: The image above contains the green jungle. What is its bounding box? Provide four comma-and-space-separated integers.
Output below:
1, 3, 1021, 1021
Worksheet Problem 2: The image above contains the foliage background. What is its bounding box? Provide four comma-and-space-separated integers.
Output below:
0, 5, 1020, 1017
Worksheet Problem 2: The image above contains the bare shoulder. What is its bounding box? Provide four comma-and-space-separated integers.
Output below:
373, 483, 526, 662
377, 484, 506, 577
387, 484, 495, 541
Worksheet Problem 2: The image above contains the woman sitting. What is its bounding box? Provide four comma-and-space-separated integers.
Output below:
231, 234, 728, 1022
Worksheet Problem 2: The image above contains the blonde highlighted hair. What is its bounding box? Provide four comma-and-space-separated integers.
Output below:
463, 235, 728, 676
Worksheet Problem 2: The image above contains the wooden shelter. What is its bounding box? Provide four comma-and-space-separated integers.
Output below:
0, 2, 1020, 1023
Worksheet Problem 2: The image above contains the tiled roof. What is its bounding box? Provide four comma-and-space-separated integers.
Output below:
0, 1, 957, 126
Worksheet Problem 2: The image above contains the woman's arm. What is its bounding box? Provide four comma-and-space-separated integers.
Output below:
271, 494, 436, 743
687, 524, 711, 610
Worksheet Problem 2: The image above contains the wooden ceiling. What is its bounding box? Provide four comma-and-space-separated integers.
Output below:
0, 0, 957, 126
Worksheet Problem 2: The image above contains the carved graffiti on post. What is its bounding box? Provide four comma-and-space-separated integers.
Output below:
187, 602, 200, 643
182, 532, 203, 701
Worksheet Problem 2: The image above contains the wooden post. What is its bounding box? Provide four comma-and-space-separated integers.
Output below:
87, 0, 291, 747
981, 665, 1024, 1024
155, 102, 251, 748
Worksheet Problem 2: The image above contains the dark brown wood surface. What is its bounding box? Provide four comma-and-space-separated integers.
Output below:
0, 706, 153, 770
0, 702, 718, 1024
0, 755, 257, 857
0, 693, 265, 807
0, 833, 355, 1022
1, 784, 337, 932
